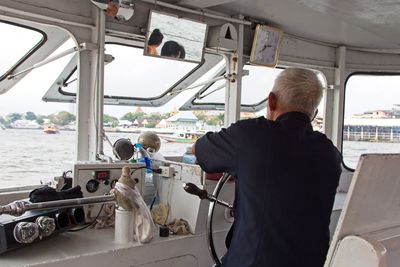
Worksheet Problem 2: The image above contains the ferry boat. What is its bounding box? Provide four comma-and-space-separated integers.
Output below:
159, 131, 203, 143
0, 1, 400, 267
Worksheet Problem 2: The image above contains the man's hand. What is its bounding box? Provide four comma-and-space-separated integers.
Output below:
191, 142, 196, 155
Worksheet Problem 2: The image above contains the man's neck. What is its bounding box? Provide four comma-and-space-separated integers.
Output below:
269, 109, 310, 121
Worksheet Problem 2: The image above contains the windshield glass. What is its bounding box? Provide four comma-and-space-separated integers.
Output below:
343, 74, 400, 169
62, 44, 198, 98
194, 66, 282, 105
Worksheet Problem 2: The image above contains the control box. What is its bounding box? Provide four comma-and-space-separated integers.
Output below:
72, 161, 145, 219
0, 207, 85, 254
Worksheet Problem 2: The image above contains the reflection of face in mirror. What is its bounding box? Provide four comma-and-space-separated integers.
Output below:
147, 29, 164, 56
161, 41, 186, 59
144, 11, 207, 63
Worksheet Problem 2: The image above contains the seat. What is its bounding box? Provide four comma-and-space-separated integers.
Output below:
325, 154, 400, 267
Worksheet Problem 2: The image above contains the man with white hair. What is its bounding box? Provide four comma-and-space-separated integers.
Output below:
193, 68, 342, 267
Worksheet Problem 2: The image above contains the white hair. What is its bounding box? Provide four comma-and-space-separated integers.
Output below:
272, 68, 323, 118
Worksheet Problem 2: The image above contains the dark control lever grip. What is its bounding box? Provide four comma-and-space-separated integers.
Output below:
183, 183, 208, 199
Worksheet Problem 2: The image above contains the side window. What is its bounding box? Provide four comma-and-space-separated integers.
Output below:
0, 34, 76, 189
343, 74, 400, 169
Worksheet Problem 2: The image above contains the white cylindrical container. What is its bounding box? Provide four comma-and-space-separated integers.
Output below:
115, 208, 134, 244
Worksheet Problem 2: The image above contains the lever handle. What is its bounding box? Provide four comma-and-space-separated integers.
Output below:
183, 183, 208, 199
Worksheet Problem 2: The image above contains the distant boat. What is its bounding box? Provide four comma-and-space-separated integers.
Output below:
159, 131, 203, 143
43, 125, 59, 134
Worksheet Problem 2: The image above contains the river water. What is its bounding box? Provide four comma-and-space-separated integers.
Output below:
0, 129, 189, 188
1, 129, 400, 189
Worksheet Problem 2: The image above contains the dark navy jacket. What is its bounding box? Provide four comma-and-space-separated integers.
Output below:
195, 112, 342, 267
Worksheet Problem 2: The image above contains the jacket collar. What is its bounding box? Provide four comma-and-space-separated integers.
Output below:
276, 111, 311, 124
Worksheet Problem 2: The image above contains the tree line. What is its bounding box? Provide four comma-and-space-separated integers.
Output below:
0, 110, 225, 128
0, 111, 76, 126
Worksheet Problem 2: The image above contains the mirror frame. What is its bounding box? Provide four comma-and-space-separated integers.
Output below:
250, 24, 283, 67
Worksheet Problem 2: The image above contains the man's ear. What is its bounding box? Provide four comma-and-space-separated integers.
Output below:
311, 108, 318, 122
268, 92, 278, 111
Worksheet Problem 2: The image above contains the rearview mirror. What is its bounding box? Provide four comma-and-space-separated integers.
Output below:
144, 10, 207, 63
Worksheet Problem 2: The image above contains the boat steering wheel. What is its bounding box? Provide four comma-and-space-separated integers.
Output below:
183, 173, 233, 267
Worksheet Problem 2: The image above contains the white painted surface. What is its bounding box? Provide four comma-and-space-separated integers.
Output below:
326, 154, 400, 266
0, 227, 225, 267
156, 162, 234, 236
331, 235, 387, 267
115, 208, 134, 244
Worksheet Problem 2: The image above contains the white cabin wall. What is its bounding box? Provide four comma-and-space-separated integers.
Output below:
279, 35, 336, 69
346, 49, 400, 72
0, 0, 93, 30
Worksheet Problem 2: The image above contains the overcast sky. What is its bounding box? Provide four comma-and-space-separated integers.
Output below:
1, 22, 400, 119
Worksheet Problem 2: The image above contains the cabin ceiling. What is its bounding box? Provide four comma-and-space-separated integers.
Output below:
174, 0, 400, 49
2, 0, 400, 49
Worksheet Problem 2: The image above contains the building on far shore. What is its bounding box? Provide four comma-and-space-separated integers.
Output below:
164, 111, 198, 131
156, 119, 167, 129
344, 105, 400, 142
118, 120, 133, 128
10, 119, 41, 129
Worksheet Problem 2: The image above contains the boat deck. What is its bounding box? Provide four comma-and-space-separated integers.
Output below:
0, 192, 347, 266
0, 227, 221, 267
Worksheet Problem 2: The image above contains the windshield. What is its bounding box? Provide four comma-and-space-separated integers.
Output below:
195, 66, 282, 106
62, 44, 198, 98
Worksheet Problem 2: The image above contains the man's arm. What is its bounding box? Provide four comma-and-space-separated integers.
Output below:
192, 124, 240, 175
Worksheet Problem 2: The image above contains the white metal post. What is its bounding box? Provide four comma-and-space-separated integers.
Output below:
76, 7, 105, 161
330, 46, 346, 148
76, 46, 95, 160
96, 7, 106, 157
224, 21, 243, 127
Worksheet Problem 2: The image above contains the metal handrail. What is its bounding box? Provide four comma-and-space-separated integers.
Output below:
0, 194, 116, 217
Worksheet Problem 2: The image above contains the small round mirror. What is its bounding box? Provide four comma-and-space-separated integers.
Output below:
113, 138, 134, 160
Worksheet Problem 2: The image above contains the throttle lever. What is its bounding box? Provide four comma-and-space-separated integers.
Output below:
183, 183, 233, 209
183, 182, 208, 199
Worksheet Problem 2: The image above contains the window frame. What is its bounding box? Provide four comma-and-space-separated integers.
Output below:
0, 20, 47, 81
342, 71, 400, 171
181, 65, 286, 112
42, 41, 223, 107
59, 42, 204, 101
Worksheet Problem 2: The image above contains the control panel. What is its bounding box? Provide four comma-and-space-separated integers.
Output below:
72, 162, 145, 219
